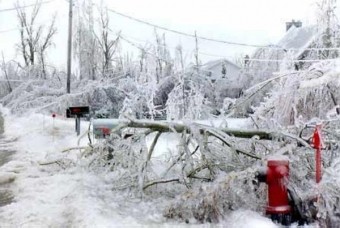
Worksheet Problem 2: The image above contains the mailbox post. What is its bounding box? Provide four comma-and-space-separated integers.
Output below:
66, 106, 90, 136
92, 119, 120, 138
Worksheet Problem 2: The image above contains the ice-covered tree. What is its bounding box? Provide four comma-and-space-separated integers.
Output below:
315, 0, 340, 58
154, 30, 172, 83
73, 0, 99, 80
248, 0, 340, 127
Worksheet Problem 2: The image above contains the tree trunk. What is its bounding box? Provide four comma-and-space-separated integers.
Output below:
116, 119, 274, 140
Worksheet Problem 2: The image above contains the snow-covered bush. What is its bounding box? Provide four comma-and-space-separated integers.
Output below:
318, 157, 340, 226
1, 77, 126, 117
253, 61, 340, 127
166, 72, 217, 120
164, 169, 266, 223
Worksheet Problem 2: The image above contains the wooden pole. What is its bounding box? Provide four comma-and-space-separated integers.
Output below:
66, 0, 73, 94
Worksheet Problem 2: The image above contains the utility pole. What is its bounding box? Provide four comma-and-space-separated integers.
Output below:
66, 0, 73, 94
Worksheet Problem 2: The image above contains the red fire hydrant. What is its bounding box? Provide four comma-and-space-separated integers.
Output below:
257, 159, 292, 225
266, 160, 291, 214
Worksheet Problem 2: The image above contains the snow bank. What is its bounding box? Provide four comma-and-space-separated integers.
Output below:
0, 172, 16, 184
0, 108, 4, 134
222, 210, 278, 228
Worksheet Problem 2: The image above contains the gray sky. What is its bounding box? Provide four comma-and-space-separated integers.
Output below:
0, 0, 320, 69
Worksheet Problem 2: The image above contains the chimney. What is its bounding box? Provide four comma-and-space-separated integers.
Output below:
286, 20, 302, 31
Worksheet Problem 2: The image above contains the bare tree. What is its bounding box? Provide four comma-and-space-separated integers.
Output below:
15, 0, 57, 78
16, 0, 41, 66
38, 14, 57, 79
96, 5, 120, 77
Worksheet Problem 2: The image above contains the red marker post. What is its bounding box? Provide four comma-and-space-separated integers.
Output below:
311, 124, 323, 183
52, 113, 56, 142
52, 113, 56, 128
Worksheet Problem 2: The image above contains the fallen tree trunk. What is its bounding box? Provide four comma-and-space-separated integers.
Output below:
110, 119, 263, 159
115, 118, 309, 142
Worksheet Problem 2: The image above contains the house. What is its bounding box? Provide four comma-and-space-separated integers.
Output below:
201, 59, 241, 83
200, 59, 246, 102
248, 20, 319, 82
238, 20, 323, 112
275, 21, 318, 70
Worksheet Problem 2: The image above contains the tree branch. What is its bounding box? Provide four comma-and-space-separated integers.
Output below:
147, 131, 162, 161
143, 178, 180, 190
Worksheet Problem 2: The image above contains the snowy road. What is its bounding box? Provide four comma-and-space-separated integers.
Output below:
0, 136, 15, 207
0, 111, 278, 227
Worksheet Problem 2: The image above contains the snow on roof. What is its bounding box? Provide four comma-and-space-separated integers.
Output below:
251, 25, 318, 61
277, 25, 318, 58
202, 59, 241, 70
278, 25, 317, 49
200, 59, 241, 83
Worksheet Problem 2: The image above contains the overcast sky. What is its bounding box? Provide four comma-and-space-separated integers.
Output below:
0, 0, 321, 69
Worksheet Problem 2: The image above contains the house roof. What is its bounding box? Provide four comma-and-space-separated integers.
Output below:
251, 25, 318, 62
277, 25, 318, 59
202, 59, 241, 70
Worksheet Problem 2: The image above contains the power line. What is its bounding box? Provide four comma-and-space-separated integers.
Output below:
107, 8, 269, 48
0, 0, 55, 13
115, 30, 340, 64
107, 28, 237, 60
107, 8, 340, 52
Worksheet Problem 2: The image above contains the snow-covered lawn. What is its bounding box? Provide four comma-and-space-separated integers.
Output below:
0, 110, 278, 227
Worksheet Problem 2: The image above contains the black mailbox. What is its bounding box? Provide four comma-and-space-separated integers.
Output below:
66, 106, 90, 118
66, 106, 90, 136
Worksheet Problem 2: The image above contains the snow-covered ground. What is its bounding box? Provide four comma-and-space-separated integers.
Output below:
0, 109, 278, 227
